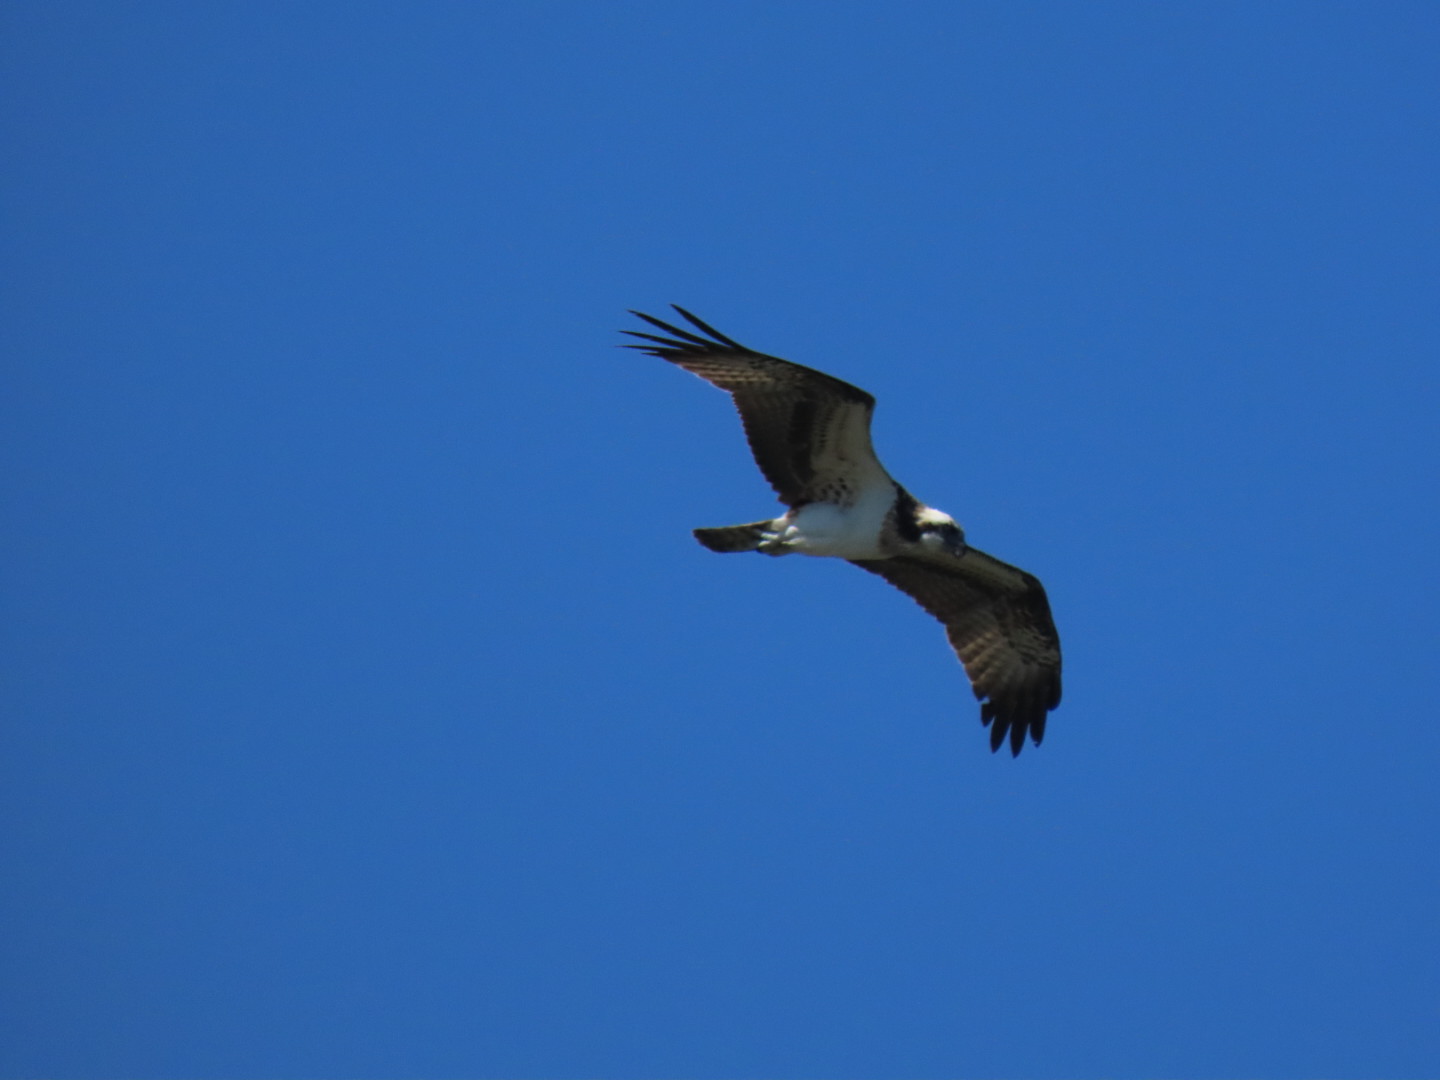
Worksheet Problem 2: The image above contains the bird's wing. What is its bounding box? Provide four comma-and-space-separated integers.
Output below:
623, 306, 890, 507
849, 549, 1062, 755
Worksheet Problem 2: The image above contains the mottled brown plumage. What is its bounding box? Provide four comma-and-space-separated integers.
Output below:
850, 552, 1061, 755
625, 307, 879, 509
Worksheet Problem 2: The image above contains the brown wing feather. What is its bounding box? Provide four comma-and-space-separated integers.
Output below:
623, 306, 879, 506
850, 550, 1062, 756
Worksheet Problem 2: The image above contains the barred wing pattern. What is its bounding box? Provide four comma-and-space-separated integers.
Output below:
851, 550, 1062, 755
623, 307, 887, 508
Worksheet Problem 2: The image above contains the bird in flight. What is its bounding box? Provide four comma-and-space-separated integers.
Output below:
623, 306, 1062, 755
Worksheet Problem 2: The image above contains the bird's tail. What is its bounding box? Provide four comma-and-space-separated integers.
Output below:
693, 521, 772, 553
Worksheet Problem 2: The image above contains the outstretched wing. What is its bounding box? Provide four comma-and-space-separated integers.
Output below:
623, 306, 890, 507
850, 549, 1062, 756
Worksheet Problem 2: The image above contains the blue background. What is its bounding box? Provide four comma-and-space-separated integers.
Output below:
3, 3, 1438, 1077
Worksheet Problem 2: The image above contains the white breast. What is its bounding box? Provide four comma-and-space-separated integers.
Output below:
774, 485, 895, 559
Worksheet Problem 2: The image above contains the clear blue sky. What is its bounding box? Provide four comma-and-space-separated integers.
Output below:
3, 3, 1438, 1077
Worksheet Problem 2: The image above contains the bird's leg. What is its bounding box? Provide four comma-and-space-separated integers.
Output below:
756, 523, 795, 556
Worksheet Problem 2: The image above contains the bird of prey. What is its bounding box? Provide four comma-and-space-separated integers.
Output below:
623, 306, 1062, 755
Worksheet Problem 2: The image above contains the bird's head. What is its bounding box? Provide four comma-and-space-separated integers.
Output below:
915, 507, 968, 557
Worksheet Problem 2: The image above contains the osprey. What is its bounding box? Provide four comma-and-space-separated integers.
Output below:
623, 306, 1062, 756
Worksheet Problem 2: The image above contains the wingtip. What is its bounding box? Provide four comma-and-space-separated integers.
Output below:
666, 304, 747, 351
989, 731, 1029, 757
